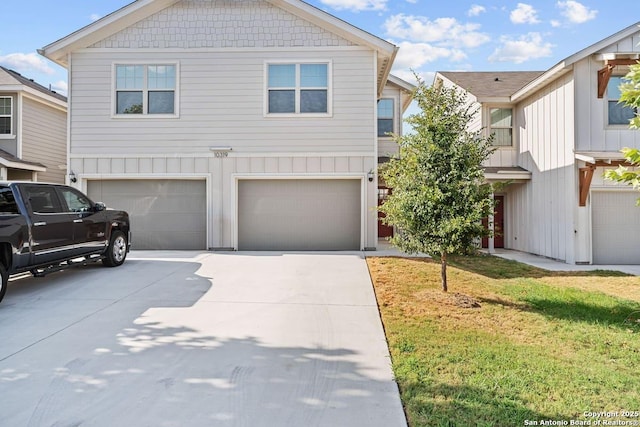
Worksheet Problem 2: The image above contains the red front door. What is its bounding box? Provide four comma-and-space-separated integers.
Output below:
482, 195, 504, 248
378, 187, 394, 238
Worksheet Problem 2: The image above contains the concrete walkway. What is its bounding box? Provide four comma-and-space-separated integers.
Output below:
369, 240, 640, 275
0, 251, 407, 427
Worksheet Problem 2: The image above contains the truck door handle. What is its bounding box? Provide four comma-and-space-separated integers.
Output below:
73, 219, 83, 223
33, 222, 47, 226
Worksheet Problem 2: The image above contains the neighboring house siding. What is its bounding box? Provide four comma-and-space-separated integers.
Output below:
69, 48, 375, 155
21, 97, 66, 183
507, 73, 576, 262
575, 55, 640, 153
377, 86, 402, 158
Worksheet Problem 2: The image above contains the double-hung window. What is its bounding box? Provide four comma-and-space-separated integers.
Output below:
267, 63, 330, 115
0, 96, 13, 136
607, 76, 637, 125
377, 99, 394, 137
489, 108, 513, 146
115, 64, 177, 116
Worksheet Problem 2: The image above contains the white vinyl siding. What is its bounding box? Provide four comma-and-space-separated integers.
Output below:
70, 49, 374, 155
21, 98, 67, 183
506, 72, 575, 262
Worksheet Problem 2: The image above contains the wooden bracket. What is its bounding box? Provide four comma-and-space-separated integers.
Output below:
579, 164, 596, 207
597, 59, 639, 99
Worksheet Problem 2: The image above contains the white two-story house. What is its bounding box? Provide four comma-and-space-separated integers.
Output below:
40, 0, 412, 250
436, 22, 640, 265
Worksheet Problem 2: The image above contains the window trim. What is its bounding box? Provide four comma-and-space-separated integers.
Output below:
111, 62, 180, 119
264, 60, 332, 118
606, 74, 638, 128
487, 106, 514, 148
0, 96, 14, 138
377, 98, 395, 138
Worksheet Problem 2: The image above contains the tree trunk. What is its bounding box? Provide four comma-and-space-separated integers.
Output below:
441, 251, 448, 292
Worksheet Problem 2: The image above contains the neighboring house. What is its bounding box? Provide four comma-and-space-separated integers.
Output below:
40, 0, 413, 250
435, 22, 640, 265
0, 66, 67, 183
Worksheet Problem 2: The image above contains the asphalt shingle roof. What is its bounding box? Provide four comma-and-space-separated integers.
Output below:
0, 66, 67, 102
439, 71, 544, 98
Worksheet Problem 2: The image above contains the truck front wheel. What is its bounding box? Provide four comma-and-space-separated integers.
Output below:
0, 264, 8, 303
103, 231, 128, 267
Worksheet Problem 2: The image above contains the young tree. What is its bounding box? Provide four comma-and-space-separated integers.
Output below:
379, 76, 495, 292
604, 62, 640, 190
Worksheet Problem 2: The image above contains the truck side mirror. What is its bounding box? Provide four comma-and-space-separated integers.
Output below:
94, 202, 106, 212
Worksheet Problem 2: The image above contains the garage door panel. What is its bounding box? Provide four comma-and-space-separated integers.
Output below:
592, 191, 640, 264
87, 180, 206, 250
238, 179, 361, 251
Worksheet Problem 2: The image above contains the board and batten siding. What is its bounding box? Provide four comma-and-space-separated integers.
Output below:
505, 72, 576, 262
69, 48, 376, 156
21, 97, 66, 183
574, 37, 640, 153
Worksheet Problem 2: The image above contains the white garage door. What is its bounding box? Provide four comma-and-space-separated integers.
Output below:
592, 191, 640, 264
87, 180, 206, 250
238, 179, 361, 251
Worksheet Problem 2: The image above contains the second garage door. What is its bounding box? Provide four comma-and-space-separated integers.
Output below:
87, 179, 206, 250
592, 191, 640, 264
238, 179, 361, 251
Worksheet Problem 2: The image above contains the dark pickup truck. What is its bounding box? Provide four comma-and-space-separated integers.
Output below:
0, 182, 130, 303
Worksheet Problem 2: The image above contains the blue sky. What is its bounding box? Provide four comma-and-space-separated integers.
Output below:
1, 0, 638, 96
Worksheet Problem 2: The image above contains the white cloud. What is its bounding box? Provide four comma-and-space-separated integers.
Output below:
557, 1, 597, 24
510, 3, 540, 25
550, 20, 561, 27
384, 14, 490, 49
488, 32, 554, 64
392, 41, 467, 70
51, 80, 68, 96
0, 52, 55, 75
467, 4, 486, 17
90, 13, 101, 22
406, 0, 418, 4
319, 0, 386, 12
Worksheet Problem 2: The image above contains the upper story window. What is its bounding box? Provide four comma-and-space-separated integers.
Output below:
608, 76, 637, 125
115, 64, 177, 116
378, 99, 394, 137
489, 108, 513, 146
0, 96, 13, 136
267, 63, 330, 115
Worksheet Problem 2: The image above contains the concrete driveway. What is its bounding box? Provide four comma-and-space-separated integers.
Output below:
0, 251, 406, 427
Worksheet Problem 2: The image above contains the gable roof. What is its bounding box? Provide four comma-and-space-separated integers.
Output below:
0, 66, 67, 105
437, 71, 543, 102
512, 21, 640, 101
40, 0, 398, 95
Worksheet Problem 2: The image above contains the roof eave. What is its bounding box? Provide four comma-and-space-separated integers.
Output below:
40, 0, 180, 67
511, 62, 571, 102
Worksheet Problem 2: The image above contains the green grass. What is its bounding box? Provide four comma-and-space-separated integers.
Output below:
367, 255, 640, 427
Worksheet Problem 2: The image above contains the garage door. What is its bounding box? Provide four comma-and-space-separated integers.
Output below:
592, 191, 640, 264
238, 179, 361, 251
87, 180, 206, 250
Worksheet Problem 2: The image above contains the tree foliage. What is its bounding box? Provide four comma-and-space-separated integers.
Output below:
605, 62, 640, 192
379, 76, 495, 292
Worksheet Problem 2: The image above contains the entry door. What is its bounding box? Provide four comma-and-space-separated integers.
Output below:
377, 187, 393, 238
482, 195, 504, 248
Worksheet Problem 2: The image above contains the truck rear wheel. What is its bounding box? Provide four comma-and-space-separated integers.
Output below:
103, 231, 127, 267
0, 264, 8, 303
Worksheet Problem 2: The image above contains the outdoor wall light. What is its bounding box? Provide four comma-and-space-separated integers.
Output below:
69, 171, 77, 183
367, 170, 374, 182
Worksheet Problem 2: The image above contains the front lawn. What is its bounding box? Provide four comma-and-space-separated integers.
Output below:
367, 255, 640, 427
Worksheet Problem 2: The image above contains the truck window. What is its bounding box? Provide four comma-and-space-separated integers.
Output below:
58, 187, 93, 212
24, 186, 63, 214
0, 186, 19, 214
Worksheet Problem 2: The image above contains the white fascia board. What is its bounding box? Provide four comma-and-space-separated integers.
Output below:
0, 158, 46, 172
387, 74, 416, 93
511, 63, 571, 102
485, 172, 532, 181
575, 151, 626, 163
40, 0, 179, 67
0, 84, 67, 111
